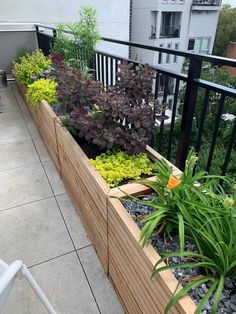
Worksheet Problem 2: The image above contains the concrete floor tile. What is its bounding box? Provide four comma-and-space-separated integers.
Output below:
0, 88, 19, 112
78, 246, 124, 314
56, 194, 91, 250
0, 110, 24, 127
0, 123, 31, 144
3, 252, 99, 314
0, 198, 74, 267
0, 163, 53, 210
0, 140, 40, 171
31, 132, 51, 162
43, 160, 66, 195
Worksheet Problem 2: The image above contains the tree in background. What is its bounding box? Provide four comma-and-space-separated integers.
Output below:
213, 4, 236, 56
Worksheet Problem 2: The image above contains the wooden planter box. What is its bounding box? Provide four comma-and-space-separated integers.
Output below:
107, 185, 197, 314
18, 84, 60, 170
18, 84, 38, 126
17, 87, 197, 313
55, 120, 110, 271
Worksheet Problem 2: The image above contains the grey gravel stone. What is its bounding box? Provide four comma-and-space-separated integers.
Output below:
122, 196, 236, 314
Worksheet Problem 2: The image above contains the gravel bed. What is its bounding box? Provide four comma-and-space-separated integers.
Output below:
122, 196, 236, 314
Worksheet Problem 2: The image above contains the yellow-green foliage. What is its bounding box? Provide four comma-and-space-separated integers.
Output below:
90, 151, 154, 187
12, 49, 51, 86
26, 79, 58, 109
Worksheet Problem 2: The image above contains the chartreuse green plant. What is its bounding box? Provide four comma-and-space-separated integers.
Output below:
152, 187, 236, 314
12, 49, 51, 86
90, 151, 155, 187
26, 79, 58, 108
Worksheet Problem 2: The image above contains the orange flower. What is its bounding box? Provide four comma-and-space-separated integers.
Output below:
166, 174, 182, 190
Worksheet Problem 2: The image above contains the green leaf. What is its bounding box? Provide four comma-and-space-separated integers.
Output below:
164, 276, 212, 314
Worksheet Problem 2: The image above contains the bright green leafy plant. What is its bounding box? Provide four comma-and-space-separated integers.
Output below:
127, 152, 226, 249
90, 151, 155, 187
51, 6, 100, 71
12, 49, 51, 86
152, 187, 236, 314
26, 78, 58, 108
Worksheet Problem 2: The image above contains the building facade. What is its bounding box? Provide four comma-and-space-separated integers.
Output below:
130, 0, 221, 110
130, 0, 221, 72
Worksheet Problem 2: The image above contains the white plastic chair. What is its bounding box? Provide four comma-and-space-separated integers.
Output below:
0, 259, 56, 313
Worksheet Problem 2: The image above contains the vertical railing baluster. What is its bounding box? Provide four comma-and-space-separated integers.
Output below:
110, 58, 114, 86
115, 59, 119, 84
167, 79, 180, 160
105, 56, 109, 88
176, 58, 202, 170
151, 72, 160, 148
206, 94, 225, 173
158, 75, 169, 153
154, 72, 159, 99
221, 118, 236, 176
101, 55, 104, 85
195, 89, 210, 153
97, 53, 101, 82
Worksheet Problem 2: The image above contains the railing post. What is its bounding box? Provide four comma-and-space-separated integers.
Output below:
176, 57, 202, 170
35, 25, 40, 49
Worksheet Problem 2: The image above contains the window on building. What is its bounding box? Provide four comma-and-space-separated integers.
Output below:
166, 43, 171, 63
158, 43, 164, 64
173, 43, 179, 63
188, 37, 211, 54
160, 12, 181, 38
150, 11, 158, 38
168, 98, 173, 110
188, 39, 195, 51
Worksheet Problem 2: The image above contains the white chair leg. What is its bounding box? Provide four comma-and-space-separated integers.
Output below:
21, 264, 56, 314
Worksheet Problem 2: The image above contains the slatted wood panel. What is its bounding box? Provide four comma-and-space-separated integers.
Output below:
107, 198, 197, 314
37, 100, 60, 170
18, 84, 38, 126
17, 86, 59, 170
55, 121, 110, 272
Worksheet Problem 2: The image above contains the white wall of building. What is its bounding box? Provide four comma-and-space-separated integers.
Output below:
0, 0, 130, 61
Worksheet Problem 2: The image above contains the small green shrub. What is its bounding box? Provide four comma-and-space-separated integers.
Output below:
90, 151, 154, 187
26, 78, 58, 108
12, 49, 51, 86
51, 6, 100, 71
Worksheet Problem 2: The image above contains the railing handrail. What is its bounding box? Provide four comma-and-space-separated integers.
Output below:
35, 23, 236, 68
34, 23, 236, 175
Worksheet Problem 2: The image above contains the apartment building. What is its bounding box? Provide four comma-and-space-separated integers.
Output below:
130, 0, 221, 71
130, 0, 221, 110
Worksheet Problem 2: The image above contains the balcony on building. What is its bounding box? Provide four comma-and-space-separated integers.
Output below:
192, 0, 221, 11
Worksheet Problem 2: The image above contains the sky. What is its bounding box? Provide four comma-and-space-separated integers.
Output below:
222, 0, 236, 6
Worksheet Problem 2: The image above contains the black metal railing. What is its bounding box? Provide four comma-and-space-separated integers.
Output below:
34, 24, 236, 180
192, 0, 221, 6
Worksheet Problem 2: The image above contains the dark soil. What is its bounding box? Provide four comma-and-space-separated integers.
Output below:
72, 134, 104, 159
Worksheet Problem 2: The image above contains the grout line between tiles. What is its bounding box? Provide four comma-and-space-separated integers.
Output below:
12, 85, 102, 313
0, 195, 55, 213
28, 250, 76, 269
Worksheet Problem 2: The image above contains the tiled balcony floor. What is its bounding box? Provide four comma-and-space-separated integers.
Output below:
0, 84, 123, 314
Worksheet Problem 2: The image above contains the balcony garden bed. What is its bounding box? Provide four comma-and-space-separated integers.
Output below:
17, 85, 198, 313
107, 189, 197, 314
13, 38, 236, 313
